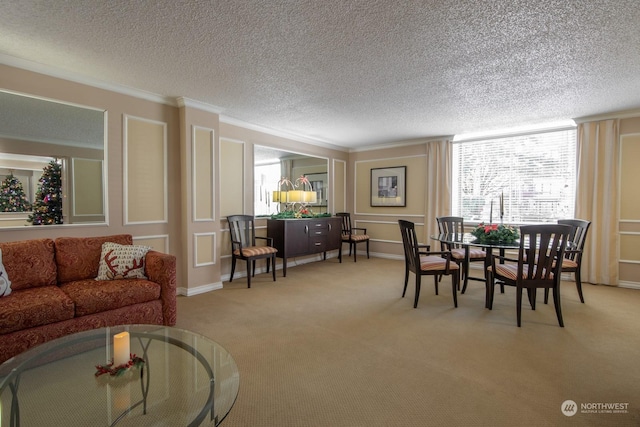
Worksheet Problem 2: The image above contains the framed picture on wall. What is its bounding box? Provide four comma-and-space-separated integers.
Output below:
370, 166, 406, 207
304, 172, 327, 206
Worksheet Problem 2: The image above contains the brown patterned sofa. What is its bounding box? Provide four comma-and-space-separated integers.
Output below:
0, 234, 176, 364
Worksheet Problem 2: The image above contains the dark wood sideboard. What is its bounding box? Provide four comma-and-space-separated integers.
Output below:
267, 217, 342, 276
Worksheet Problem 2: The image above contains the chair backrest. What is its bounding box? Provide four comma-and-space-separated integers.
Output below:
518, 224, 571, 285
398, 219, 420, 272
436, 216, 464, 249
227, 215, 256, 249
335, 212, 352, 235
558, 219, 591, 261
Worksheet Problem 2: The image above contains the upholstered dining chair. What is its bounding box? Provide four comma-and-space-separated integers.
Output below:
552, 219, 592, 303
336, 212, 369, 262
436, 216, 486, 293
227, 215, 277, 288
487, 224, 570, 327
398, 220, 459, 308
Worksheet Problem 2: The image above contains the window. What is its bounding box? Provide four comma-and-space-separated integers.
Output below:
254, 162, 282, 216
452, 128, 577, 224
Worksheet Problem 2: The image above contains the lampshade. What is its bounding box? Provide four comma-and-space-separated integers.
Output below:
287, 190, 304, 203
303, 191, 317, 204
272, 191, 287, 202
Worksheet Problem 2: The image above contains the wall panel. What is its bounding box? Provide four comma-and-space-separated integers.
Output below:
333, 159, 346, 213
354, 155, 426, 216
194, 232, 216, 266
193, 126, 215, 221
220, 138, 244, 217
124, 115, 167, 224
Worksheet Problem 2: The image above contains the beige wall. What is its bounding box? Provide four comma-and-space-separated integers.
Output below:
1, 63, 638, 290
347, 143, 429, 259
0, 64, 182, 285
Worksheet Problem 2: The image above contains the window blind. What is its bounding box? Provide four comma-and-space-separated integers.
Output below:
452, 128, 577, 224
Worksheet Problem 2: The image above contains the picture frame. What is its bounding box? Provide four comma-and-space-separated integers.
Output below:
370, 166, 406, 207
304, 172, 327, 206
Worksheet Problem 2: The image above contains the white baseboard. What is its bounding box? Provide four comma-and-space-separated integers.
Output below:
178, 282, 223, 296
619, 281, 640, 290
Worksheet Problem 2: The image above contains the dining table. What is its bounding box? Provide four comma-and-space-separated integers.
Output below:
430, 233, 520, 308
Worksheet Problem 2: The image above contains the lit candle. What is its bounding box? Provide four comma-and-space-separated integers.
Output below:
113, 332, 130, 366
489, 200, 493, 224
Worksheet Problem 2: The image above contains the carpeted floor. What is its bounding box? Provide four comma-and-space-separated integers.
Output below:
176, 256, 640, 427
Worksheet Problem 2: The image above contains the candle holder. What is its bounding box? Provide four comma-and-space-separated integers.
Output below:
95, 354, 145, 377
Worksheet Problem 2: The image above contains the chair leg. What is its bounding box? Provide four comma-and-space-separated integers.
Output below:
486, 271, 494, 310
353, 242, 357, 262
402, 266, 409, 297
451, 273, 458, 308
366, 240, 370, 259
246, 259, 251, 288
575, 270, 585, 303
230, 257, 237, 282
528, 289, 536, 310
414, 274, 422, 308
516, 287, 523, 327
252, 260, 257, 277
544, 288, 549, 304
271, 254, 276, 282
460, 261, 468, 292
434, 276, 439, 295
553, 286, 565, 327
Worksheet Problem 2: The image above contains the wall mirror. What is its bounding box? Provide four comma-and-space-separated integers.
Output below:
254, 145, 328, 217
0, 89, 106, 227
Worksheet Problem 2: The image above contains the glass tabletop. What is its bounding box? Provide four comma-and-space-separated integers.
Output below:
0, 325, 239, 427
431, 233, 520, 249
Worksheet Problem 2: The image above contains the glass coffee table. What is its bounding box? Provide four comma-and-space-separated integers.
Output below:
0, 325, 239, 426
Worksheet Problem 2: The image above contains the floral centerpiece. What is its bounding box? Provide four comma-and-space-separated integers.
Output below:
470, 223, 519, 244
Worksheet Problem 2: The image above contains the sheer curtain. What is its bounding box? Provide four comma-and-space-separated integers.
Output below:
575, 119, 620, 286
424, 139, 452, 244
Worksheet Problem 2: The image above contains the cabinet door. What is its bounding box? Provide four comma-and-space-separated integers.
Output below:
326, 217, 343, 251
286, 220, 310, 256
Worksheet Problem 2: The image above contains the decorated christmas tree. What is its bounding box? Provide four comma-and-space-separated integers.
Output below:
27, 160, 63, 225
0, 173, 32, 212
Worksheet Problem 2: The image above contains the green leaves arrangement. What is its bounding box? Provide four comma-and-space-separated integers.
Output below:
471, 223, 519, 244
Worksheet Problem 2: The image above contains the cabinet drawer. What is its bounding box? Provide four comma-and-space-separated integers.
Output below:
309, 221, 329, 235
309, 235, 327, 253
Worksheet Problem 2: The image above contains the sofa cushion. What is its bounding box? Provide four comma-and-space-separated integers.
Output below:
60, 278, 161, 317
55, 235, 133, 283
0, 286, 75, 335
96, 242, 151, 280
0, 239, 57, 291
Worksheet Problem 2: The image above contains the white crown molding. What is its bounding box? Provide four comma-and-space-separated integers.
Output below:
349, 135, 454, 153
220, 115, 348, 152
574, 109, 640, 123
176, 97, 224, 115
0, 53, 176, 106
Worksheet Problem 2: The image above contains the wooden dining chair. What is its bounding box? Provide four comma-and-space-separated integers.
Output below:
336, 212, 369, 262
554, 219, 591, 303
398, 220, 459, 308
436, 216, 486, 293
487, 224, 570, 327
227, 215, 277, 288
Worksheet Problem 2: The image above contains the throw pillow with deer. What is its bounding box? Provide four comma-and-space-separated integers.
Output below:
0, 249, 11, 297
96, 242, 151, 281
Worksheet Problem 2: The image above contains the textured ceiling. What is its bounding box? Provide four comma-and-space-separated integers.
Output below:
1, 1, 640, 150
